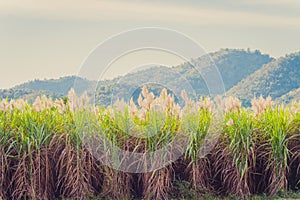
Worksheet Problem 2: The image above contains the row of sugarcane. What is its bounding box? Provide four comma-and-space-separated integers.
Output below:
0, 87, 299, 199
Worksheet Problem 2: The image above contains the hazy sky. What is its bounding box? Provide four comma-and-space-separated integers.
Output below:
0, 0, 300, 89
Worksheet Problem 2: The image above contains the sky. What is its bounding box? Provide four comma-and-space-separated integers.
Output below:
0, 0, 299, 89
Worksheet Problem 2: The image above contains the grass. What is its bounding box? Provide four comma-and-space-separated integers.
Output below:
170, 180, 300, 199
0, 88, 299, 199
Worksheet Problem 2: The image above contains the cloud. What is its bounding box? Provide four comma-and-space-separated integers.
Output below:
243, 0, 300, 6
0, 0, 299, 28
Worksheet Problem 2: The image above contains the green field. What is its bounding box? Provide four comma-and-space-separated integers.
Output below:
0, 87, 299, 199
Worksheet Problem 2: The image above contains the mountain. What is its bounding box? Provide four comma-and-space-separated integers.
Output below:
276, 88, 300, 104
228, 52, 300, 106
0, 76, 95, 102
14, 76, 95, 94
94, 49, 273, 105
202, 48, 273, 91
0, 49, 275, 105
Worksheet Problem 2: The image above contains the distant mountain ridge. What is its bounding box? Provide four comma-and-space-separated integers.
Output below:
94, 48, 273, 105
1, 48, 299, 106
0, 76, 96, 101
15, 76, 96, 95
277, 88, 300, 104
228, 52, 300, 105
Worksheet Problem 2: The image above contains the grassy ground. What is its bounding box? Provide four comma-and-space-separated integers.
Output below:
169, 180, 300, 199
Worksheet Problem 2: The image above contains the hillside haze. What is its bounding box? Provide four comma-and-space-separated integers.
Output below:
0, 76, 96, 101
93, 49, 272, 105
228, 52, 300, 106
1, 48, 299, 106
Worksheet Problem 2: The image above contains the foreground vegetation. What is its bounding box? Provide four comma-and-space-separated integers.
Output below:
0, 87, 299, 199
